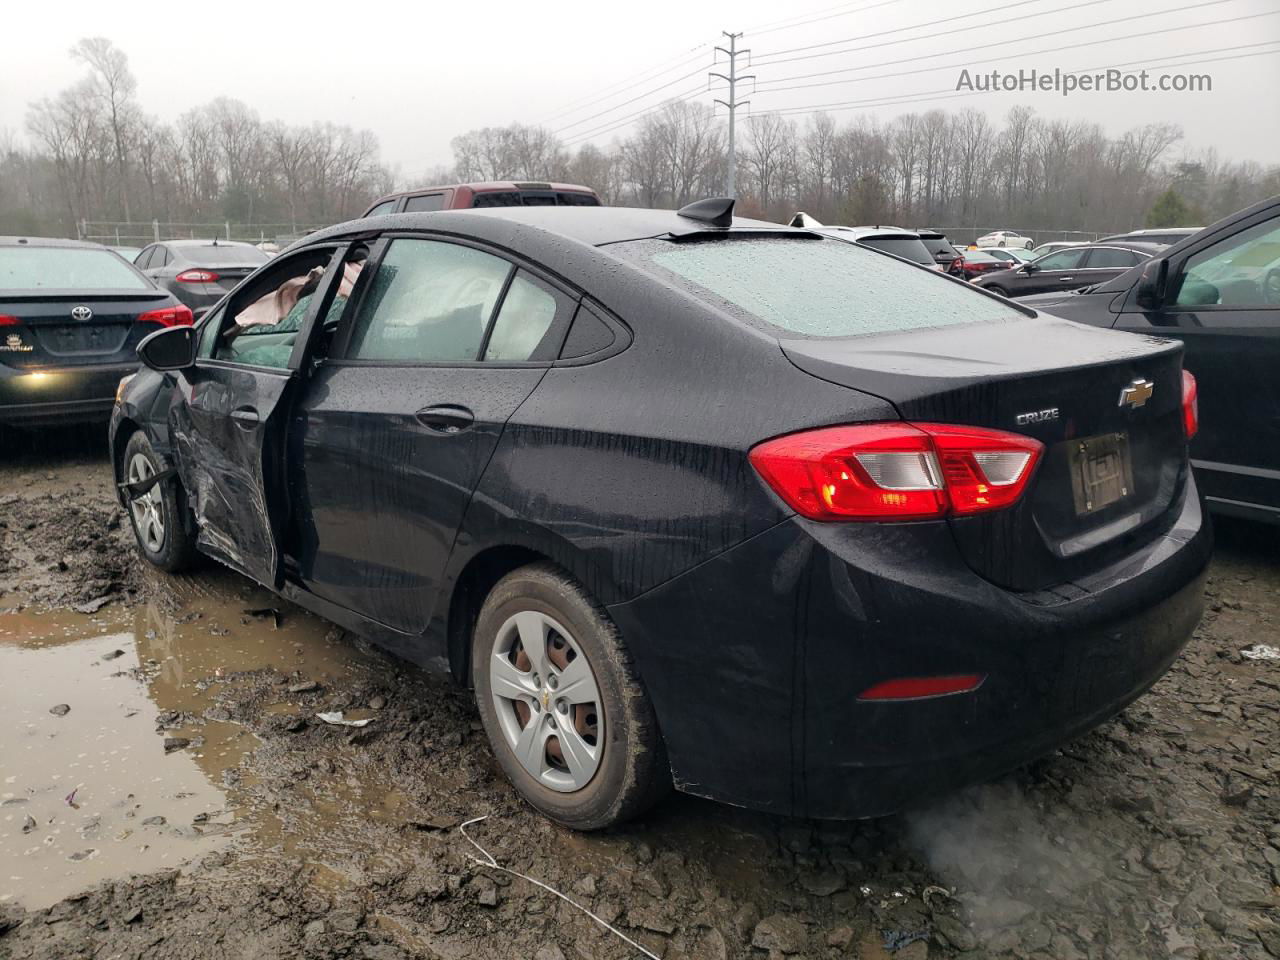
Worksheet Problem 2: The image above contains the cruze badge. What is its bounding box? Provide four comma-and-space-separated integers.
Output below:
71, 305, 93, 321
1119, 379, 1154, 409
1015, 407, 1059, 425
1, 332, 33, 352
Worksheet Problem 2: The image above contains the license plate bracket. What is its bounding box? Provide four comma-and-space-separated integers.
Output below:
1070, 432, 1133, 515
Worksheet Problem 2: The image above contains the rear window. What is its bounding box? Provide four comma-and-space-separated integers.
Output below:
626, 237, 1022, 338
856, 236, 935, 266
557, 192, 601, 206
0, 247, 150, 291
179, 246, 269, 268
919, 237, 957, 257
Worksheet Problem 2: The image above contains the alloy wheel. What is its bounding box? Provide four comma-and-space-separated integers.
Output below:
488, 610, 604, 792
127, 453, 166, 553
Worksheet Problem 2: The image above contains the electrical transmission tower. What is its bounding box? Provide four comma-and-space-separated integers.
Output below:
710, 32, 754, 199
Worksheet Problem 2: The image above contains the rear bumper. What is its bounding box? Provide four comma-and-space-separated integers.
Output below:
609, 476, 1210, 819
0, 362, 137, 425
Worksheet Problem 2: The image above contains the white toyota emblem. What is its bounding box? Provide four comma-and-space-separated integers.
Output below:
71, 305, 93, 321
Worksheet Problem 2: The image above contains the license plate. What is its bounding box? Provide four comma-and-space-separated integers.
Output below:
1070, 432, 1133, 515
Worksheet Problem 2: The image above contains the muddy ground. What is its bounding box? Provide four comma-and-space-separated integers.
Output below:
1, 426, 1278, 960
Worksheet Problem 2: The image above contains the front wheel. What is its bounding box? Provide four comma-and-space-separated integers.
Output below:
122, 431, 198, 573
472, 563, 670, 830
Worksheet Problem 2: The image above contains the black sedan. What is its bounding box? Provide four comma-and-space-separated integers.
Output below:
1026, 193, 1280, 523
135, 239, 269, 316
974, 242, 1158, 298
0, 236, 191, 426
111, 200, 1209, 828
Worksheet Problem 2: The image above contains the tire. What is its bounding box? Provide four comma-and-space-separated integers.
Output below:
472, 562, 670, 830
984, 285, 1009, 298
122, 431, 199, 573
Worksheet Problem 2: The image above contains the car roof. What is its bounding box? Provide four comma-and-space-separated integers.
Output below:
1092, 241, 1162, 253
817, 226, 920, 240
367, 180, 598, 206
0, 236, 109, 250
306, 205, 802, 249
162, 239, 262, 248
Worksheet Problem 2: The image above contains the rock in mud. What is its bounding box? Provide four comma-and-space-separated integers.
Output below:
288, 680, 319, 694
49, 703, 70, 716
163, 737, 191, 753
22, 813, 37, 834
752, 914, 807, 954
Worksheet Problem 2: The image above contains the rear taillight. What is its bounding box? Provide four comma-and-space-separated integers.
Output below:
175, 269, 219, 283
1181, 369, 1198, 440
0, 315, 17, 326
138, 305, 194, 327
857, 674, 986, 701
748, 422, 1042, 521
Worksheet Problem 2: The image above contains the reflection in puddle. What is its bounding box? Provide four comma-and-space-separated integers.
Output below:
0, 593, 371, 910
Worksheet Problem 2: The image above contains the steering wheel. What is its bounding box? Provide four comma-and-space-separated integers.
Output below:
1264, 267, 1280, 306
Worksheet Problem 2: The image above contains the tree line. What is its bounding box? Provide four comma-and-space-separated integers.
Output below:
2, 38, 1277, 243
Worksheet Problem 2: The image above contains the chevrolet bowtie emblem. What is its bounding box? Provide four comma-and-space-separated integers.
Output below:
541, 690, 550, 710
1119, 379, 1154, 409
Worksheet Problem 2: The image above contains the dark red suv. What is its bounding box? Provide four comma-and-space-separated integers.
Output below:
362, 181, 600, 216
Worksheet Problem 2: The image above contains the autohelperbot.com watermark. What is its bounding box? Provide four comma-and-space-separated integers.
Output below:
956, 67, 1212, 97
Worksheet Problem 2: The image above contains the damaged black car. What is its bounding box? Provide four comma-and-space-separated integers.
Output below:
110, 201, 1211, 829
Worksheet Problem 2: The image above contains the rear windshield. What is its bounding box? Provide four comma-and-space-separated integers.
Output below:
918, 237, 957, 257
177, 246, 269, 267
0, 247, 150, 291
856, 236, 936, 266
470, 191, 601, 208
624, 237, 1023, 338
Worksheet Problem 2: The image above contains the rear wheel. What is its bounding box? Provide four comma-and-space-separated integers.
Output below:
472, 563, 670, 830
122, 431, 198, 573
985, 285, 1009, 298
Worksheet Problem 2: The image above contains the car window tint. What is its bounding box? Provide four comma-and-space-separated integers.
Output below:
197, 307, 224, 359
560, 303, 616, 358
628, 237, 1023, 339
0, 247, 150, 291
365, 199, 398, 217
214, 249, 338, 367
471, 191, 523, 208
1035, 249, 1088, 270
483, 271, 561, 361
155, 247, 171, 267
857, 236, 935, 266
1174, 216, 1280, 309
557, 192, 601, 206
347, 239, 511, 362
1086, 247, 1138, 269
403, 193, 446, 212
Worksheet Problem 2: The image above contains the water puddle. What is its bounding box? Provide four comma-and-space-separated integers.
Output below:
0, 590, 377, 909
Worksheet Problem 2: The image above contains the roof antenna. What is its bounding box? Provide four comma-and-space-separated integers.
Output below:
677, 197, 735, 229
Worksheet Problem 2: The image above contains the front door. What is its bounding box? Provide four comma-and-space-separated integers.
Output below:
169, 243, 347, 586
1115, 211, 1280, 513
290, 235, 576, 639
1016, 247, 1090, 295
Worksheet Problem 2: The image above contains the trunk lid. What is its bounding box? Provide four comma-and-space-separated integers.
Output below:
781, 316, 1189, 592
0, 292, 173, 368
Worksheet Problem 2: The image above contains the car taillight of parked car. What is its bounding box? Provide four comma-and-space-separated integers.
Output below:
138, 305, 194, 327
175, 269, 219, 283
0, 315, 18, 326
749, 422, 1043, 521
1182, 370, 1199, 439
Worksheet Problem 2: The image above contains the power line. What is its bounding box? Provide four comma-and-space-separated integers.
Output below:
561, 85, 710, 146
760, 43, 1280, 119
539, 46, 709, 126
751, 7, 1279, 96
751, 0, 1070, 63
552, 65, 710, 135
746, 0, 908, 39
750, 0, 1246, 70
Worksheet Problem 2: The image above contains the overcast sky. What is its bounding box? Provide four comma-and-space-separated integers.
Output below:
3, 0, 1277, 179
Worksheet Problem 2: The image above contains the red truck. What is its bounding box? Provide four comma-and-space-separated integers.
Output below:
362, 181, 600, 216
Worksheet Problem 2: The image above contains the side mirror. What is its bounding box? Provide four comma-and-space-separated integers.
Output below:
1135, 257, 1169, 310
138, 325, 197, 372
1023, 262, 1038, 274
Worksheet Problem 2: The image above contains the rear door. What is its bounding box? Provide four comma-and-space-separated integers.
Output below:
291, 234, 576, 640
1078, 246, 1146, 286
168, 243, 347, 586
1114, 210, 1280, 515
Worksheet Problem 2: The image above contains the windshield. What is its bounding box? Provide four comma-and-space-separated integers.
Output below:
856, 236, 936, 266
622, 236, 1023, 339
177, 245, 269, 268
0, 247, 150, 291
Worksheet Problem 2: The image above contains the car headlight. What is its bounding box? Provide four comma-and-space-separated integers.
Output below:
115, 374, 135, 405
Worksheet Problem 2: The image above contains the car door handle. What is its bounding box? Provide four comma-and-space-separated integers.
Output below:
415, 404, 474, 434
1059, 276, 1074, 281
230, 407, 260, 427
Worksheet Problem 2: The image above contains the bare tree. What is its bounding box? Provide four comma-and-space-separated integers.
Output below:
70, 38, 136, 222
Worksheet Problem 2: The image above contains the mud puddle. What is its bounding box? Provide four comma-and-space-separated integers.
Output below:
0, 592, 391, 910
